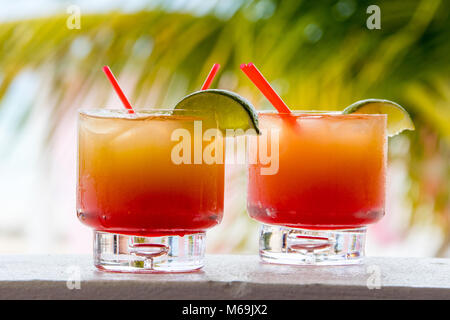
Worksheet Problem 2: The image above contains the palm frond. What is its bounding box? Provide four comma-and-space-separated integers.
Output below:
0, 0, 449, 254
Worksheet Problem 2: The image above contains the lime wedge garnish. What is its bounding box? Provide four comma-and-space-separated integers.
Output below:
174, 89, 260, 135
342, 99, 415, 136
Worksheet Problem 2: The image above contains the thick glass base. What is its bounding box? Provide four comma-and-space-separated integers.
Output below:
259, 224, 366, 265
94, 230, 206, 273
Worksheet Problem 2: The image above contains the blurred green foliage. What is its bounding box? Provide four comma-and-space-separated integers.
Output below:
0, 0, 449, 254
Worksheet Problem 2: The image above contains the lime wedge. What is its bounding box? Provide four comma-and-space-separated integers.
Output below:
174, 89, 260, 135
342, 99, 415, 136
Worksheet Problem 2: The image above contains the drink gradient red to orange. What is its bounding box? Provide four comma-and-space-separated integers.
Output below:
247, 112, 387, 229
77, 110, 224, 237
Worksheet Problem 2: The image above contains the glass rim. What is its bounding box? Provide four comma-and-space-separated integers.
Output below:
78, 108, 212, 118
257, 110, 387, 118
79, 108, 191, 112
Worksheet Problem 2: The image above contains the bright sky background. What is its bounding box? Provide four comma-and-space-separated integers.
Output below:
0, 0, 246, 21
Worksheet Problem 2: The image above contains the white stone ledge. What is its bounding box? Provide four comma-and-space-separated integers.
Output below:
0, 255, 449, 300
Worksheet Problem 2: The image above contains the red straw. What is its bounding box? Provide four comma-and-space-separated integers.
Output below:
240, 63, 291, 113
102, 66, 135, 114
201, 63, 221, 90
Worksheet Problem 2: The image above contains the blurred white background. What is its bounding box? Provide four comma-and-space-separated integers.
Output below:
0, 0, 447, 257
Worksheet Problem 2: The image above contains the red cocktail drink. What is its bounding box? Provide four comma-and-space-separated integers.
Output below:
247, 111, 387, 265
77, 109, 224, 272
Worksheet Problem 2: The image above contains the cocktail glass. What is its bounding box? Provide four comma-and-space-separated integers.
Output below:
247, 111, 387, 265
77, 109, 224, 272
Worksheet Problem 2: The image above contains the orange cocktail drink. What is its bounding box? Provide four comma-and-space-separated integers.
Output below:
77, 109, 224, 272
247, 111, 387, 265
